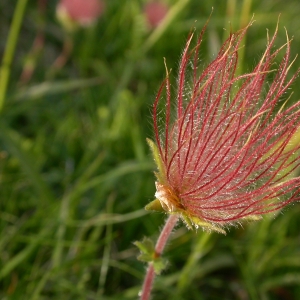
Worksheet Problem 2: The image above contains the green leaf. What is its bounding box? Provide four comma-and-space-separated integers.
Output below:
134, 237, 155, 265
145, 199, 165, 212
153, 257, 168, 275
134, 237, 168, 274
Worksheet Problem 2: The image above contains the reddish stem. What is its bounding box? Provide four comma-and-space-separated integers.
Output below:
140, 214, 179, 300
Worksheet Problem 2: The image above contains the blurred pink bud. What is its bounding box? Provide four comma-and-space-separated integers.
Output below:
144, 1, 169, 28
57, 0, 104, 29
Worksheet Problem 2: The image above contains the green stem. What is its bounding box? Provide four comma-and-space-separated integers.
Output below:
0, 0, 28, 111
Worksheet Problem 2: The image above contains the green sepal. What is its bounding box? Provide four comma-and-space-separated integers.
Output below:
146, 138, 166, 184
241, 215, 262, 222
189, 215, 226, 234
180, 213, 194, 230
180, 211, 226, 234
145, 199, 165, 212
134, 237, 168, 275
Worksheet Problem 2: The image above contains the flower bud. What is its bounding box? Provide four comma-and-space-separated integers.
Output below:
144, 1, 169, 28
56, 0, 105, 31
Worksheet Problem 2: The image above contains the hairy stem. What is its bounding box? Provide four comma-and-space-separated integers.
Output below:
140, 214, 179, 300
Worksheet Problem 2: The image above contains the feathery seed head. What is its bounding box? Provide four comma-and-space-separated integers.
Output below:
147, 21, 300, 234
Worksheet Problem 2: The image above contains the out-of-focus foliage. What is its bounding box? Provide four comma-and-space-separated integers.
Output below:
0, 0, 300, 299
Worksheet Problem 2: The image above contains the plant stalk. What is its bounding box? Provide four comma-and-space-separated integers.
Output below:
140, 214, 179, 300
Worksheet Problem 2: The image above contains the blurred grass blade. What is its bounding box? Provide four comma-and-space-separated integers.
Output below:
77, 160, 153, 196
0, 123, 55, 204
262, 273, 300, 291
68, 209, 148, 227
51, 195, 70, 269
0, 0, 28, 111
143, 0, 190, 53
177, 232, 211, 293
97, 196, 115, 296
0, 225, 52, 280
12, 77, 103, 101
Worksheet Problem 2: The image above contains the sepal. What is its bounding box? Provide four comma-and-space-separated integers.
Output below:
180, 212, 226, 234
189, 215, 226, 234
146, 138, 166, 184
241, 215, 262, 221
145, 199, 165, 212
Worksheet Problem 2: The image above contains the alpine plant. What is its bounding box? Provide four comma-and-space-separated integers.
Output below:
146, 22, 300, 234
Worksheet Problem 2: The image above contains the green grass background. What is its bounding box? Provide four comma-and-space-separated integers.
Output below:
1, 0, 300, 299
